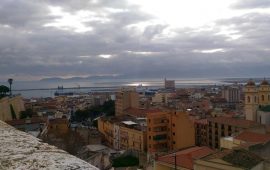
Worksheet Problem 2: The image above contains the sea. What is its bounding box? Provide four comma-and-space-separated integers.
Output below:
0, 77, 247, 98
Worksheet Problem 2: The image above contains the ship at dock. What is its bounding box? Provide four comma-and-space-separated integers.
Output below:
54, 86, 79, 96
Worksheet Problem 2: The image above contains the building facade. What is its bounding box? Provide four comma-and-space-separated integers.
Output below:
244, 79, 270, 121
147, 111, 195, 154
164, 79, 175, 90
115, 87, 139, 116
98, 116, 146, 152
207, 117, 265, 149
0, 96, 25, 121
222, 86, 241, 103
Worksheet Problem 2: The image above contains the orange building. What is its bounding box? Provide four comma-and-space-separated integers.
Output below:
115, 87, 139, 116
147, 111, 195, 154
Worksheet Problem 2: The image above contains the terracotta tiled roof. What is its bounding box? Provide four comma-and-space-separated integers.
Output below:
156, 146, 214, 169
207, 117, 261, 128
235, 131, 270, 144
48, 118, 68, 124
6, 117, 46, 126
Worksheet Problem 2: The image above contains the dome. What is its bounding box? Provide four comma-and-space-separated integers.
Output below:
246, 79, 255, 86
261, 79, 269, 85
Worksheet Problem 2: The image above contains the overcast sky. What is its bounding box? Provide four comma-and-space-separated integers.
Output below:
1, 0, 270, 81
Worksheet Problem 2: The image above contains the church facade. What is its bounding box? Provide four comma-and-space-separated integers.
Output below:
244, 79, 270, 122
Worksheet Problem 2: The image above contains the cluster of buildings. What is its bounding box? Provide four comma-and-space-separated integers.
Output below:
97, 79, 270, 169
3, 78, 270, 169
24, 92, 115, 118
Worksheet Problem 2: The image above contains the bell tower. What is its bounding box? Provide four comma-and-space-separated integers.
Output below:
244, 80, 258, 121
258, 79, 270, 107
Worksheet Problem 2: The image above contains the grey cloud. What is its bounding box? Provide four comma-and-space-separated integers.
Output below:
231, 0, 270, 9
1, 0, 270, 81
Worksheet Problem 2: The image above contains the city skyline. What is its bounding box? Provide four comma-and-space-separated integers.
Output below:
1, 0, 270, 81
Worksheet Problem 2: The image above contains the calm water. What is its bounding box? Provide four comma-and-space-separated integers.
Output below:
1, 78, 229, 98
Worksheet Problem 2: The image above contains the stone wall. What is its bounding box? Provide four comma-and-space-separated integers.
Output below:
0, 96, 25, 121
0, 120, 98, 169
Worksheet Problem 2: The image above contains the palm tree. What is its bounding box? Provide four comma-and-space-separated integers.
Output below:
8, 78, 13, 96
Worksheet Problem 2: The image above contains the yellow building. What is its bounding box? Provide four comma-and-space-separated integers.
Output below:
115, 87, 139, 116
98, 117, 114, 147
0, 96, 25, 121
98, 116, 146, 152
151, 92, 173, 105
119, 125, 146, 152
147, 111, 195, 153
244, 79, 270, 121
47, 118, 69, 134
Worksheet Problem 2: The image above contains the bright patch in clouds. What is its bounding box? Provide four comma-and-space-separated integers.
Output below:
126, 51, 160, 55
193, 48, 226, 53
44, 6, 110, 33
98, 54, 112, 59
129, 0, 242, 28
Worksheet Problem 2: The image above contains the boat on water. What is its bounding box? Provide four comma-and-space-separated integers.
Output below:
54, 86, 77, 96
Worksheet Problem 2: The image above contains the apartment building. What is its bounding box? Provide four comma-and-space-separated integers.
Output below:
207, 117, 265, 149
147, 111, 195, 153
115, 87, 139, 116
98, 115, 146, 152
194, 119, 208, 146
119, 124, 146, 152
164, 78, 175, 90
222, 86, 241, 103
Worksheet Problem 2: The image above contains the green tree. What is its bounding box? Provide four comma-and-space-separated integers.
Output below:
0, 85, 9, 98
20, 109, 35, 119
73, 100, 115, 122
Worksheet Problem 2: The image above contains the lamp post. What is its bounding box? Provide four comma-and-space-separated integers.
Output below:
8, 78, 13, 97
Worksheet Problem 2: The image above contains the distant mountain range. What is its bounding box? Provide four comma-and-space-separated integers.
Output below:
40, 76, 270, 84
40, 75, 123, 82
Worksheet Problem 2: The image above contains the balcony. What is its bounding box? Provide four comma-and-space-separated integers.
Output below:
153, 134, 167, 141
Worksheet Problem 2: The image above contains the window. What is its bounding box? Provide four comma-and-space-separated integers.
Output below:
149, 136, 151, 139
173, 141, 175, 144
247, 96, 250, 103
254, 96, 257, 102
173, 132, 175, 136
172, 123, 175, 127
262, 95, 265, 101
148, 128, 151, 131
